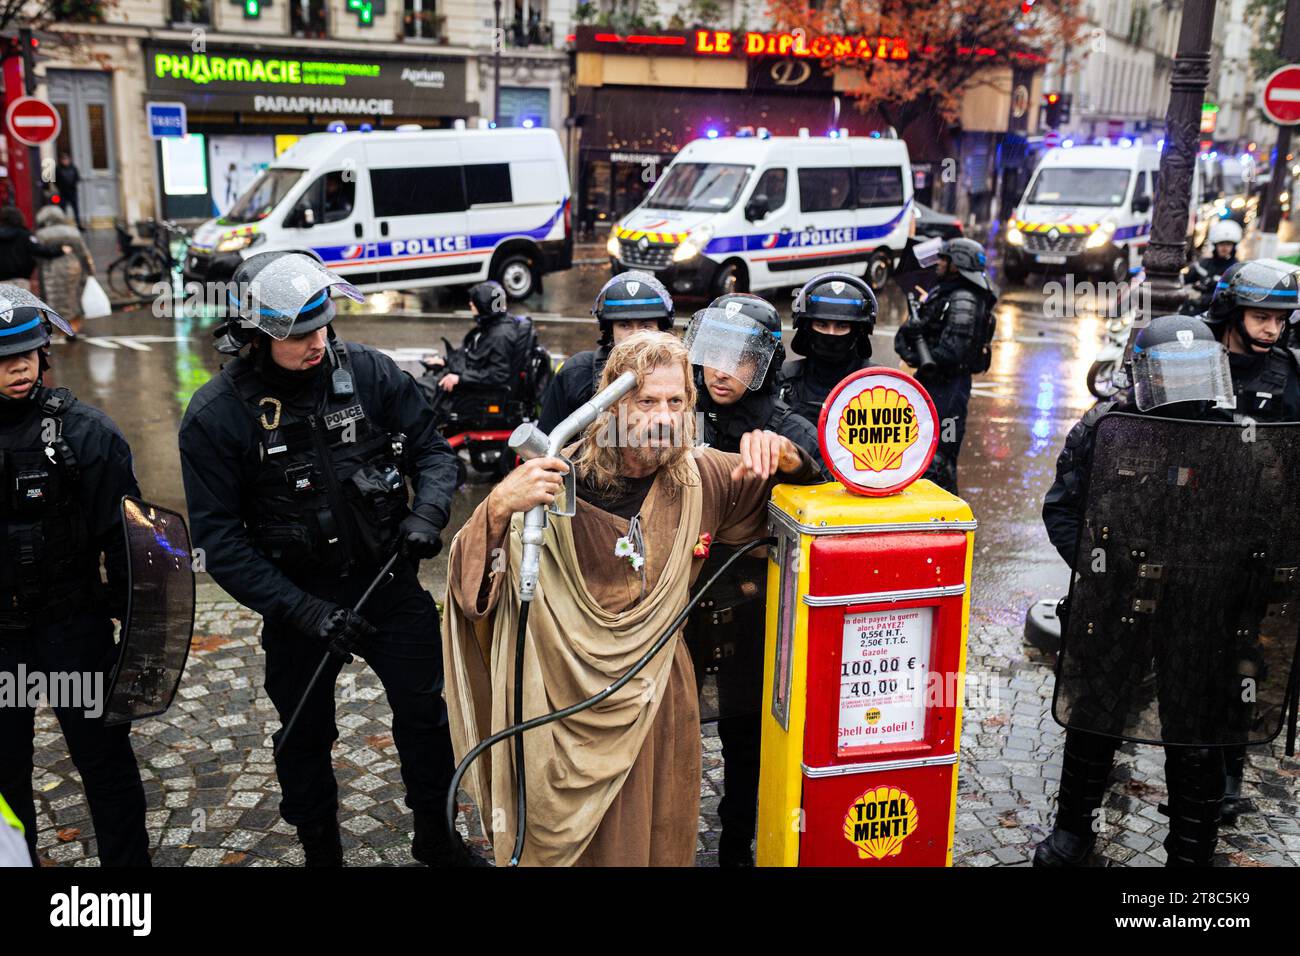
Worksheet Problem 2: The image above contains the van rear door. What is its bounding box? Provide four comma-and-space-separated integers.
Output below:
359, 139, 476, 289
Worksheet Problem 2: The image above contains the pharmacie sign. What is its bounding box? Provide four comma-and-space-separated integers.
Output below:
144, 43, 469, 117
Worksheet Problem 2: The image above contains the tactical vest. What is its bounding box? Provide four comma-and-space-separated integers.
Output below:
0, 387, 97, 624
1229, 348, 1300, 423
227, 343, 409, 579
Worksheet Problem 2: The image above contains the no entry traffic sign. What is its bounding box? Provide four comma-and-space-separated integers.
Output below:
5, 96, 61, 147
1262, 65, 1300, 126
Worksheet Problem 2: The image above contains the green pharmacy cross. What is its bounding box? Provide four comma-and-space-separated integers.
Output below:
230, 0, 268, 17
346, 0, 385, 25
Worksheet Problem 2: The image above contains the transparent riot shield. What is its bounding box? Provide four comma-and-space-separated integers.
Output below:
1053, 413, 1300, 746
104, 497, 196, 725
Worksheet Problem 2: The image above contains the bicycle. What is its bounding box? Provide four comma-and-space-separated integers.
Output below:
106, 219, 188, 299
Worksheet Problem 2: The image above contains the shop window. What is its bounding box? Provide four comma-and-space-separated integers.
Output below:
170, 0, 211, 23
292, 0, 328, 37
751, 168, 787, 210
855, 166, 904, 208
370, 166, 466, 217
404, 0, 440, 38
86, 103, 110, 171
798, 167, 853, 213
465, 164, 512, 205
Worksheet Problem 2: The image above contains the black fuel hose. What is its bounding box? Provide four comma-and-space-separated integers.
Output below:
446, 535, 779, 866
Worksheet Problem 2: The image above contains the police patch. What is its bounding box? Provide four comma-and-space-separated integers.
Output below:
324, 403, 364, 429
627, 281, 641, 296
831, 281, 845, 294
724, 301, 742, 317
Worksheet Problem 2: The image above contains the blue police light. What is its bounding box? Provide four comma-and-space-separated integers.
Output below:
359, 123, 373, 132
828, 130, 839, 138
1062, 138, 1074, 148
1157, 138, 1166, 148
327, 121, 347, 133
870, 130, 882, 139
1118, 136, 1133, 148
522, 118, 535, 128
1209, 150, 1218, 159
705, 128, 720, 139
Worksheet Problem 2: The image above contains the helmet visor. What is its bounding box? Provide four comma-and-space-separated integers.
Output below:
684, 308, 777, 391
1131, 339, 1235, 412
0, 285, 73, 336
239, 254, 363, 340
1224, 259, 1300, 306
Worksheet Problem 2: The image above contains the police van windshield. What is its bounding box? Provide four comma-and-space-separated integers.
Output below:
221, 168, 305, 224
1027, 168, 1133, 207
644, 163, 753, 212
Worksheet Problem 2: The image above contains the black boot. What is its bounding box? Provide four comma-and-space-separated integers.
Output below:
718, 830, 755, 868
1219, 745, 1247, 825
297, 817, 343, 867
1163, 747, 1223, 867
412, 810, 489, 867
1034, 728, 1118, 867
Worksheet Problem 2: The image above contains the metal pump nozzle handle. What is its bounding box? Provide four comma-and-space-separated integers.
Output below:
517, 370, 639, 602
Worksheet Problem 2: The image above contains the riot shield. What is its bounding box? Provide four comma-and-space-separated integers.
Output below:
104, 497, 196, 726
1053, 413, 1300, 747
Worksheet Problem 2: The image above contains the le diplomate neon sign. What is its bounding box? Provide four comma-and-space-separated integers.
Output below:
591, 29, 909, 61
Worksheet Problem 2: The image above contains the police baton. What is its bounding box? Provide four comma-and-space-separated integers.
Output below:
274, 551, 400, 758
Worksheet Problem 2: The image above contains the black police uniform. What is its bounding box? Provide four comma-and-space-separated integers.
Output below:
894, 274, 996, 495
178, 339, 461, 855
781, 353, 873, 428
782, 272, 879, 431
538, 345, 609, 434
0, 385, 150, 866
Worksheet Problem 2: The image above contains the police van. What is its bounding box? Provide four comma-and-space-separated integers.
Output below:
183, 127, 572, 300
606, 133, 914, 296
1002, 142, 1203, 284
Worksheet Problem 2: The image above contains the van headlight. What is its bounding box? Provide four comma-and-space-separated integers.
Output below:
606, 231, 621, 257
1085, 220, 1117, 249
672, 225, 713, 263
216, 231, 260, 254
1006, 221, 1025, 247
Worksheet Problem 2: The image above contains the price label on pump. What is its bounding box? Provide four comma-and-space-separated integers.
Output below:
837, 606, 931, 754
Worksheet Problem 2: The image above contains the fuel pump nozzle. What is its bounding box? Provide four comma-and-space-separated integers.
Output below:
509, 370, 638, 603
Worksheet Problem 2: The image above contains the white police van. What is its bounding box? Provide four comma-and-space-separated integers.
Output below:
184, 127, 571, 300
1003, 142, 1203, 284
606, 133, 914, 296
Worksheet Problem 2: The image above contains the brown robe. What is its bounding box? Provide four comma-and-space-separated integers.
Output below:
444, 447, 810, 866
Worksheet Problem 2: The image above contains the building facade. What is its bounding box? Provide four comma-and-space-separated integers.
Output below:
24, 0, 573, 225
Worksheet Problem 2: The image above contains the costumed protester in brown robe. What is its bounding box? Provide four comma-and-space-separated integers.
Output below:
444, 331, 822, 866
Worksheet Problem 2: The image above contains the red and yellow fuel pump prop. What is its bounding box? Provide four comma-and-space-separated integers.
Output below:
757, 368, 976, 867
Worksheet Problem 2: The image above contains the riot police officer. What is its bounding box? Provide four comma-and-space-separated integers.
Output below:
537, 271, 673, 432
781, 271, 877, 429
1204, 258, 1300, 424
684, 294, 823, 866
1037, 315, 1238, 867
421, 280, 525, 419
1183, 219, 1243, 315
894, 238, 997, 495
0, 285, 150, 866
178, 251, 474, 867
1202, 258, 1300, 820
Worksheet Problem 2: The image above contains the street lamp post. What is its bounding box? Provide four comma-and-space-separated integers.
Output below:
493, 0, 502, 124
1138, 0, 1218, 323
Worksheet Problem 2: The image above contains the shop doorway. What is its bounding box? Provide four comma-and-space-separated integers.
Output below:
46, 69, 120, 225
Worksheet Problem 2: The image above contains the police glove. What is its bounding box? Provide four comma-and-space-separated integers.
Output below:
319, 608, 378, 663
399, 513, 444, 560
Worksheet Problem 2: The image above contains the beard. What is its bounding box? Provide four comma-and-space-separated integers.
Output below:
622, 415, 688, 471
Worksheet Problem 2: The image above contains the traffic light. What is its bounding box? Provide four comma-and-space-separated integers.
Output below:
1043, 92, 1062, 128
1058, 93, 1072, 125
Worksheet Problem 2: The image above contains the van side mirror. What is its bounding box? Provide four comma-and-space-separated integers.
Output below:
1132, 194, 1151, 214
745, 194, 770, 221
291, 205, 316, 228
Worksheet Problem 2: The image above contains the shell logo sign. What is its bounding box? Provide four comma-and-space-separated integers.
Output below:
843, 785, 919, 860
835, 386, 919, 472
818, 368, 938, 497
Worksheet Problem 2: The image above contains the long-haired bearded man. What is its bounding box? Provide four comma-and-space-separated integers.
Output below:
443, 330, 822, 866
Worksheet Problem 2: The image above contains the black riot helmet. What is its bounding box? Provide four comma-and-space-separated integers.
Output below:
591, 271, 674, 344
469, 280, 508, 321
940, 237, 993, 291
217, 249, 364, 353
1130, 314, 1234, 414
791, 271, 877, 361
0, 285, 73, 361
1207, 258, 1300, 350
706, 292, 784, 391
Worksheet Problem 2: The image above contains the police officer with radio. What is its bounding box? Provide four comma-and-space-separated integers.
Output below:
781, 271, 878, 429
538, 271, 674, 433
894, 238, 997, 495
0, 285, 150, 866
1037, 315, 1241, 867
178, 251, 475, 867
685, 293, 824, 866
